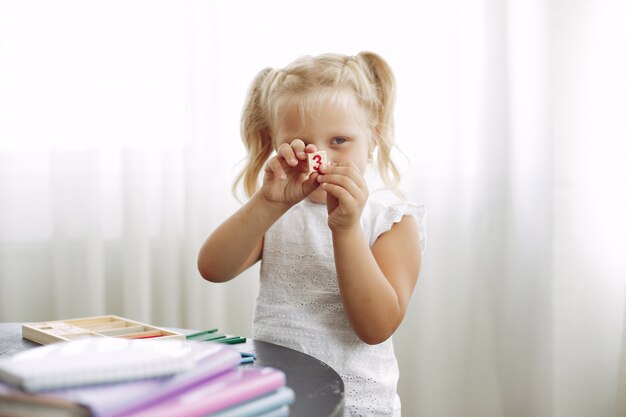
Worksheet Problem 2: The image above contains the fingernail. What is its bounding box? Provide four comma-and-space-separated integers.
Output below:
290, 158, 298, 165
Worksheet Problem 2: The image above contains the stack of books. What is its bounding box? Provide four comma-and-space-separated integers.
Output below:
0, 337, 294, 417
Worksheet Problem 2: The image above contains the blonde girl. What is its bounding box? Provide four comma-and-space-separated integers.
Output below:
198, 51, 426, 416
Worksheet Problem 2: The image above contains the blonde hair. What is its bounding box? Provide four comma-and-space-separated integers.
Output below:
234, 51, 401, 199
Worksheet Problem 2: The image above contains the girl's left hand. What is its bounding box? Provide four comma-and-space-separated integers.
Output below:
316, 161, 368, 232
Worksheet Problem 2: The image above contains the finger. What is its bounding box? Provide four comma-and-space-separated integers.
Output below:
277, 143, 298, 167
319, 162, 366, 189
339, 162, 365, 186
319, 161, 354, 175
318, 163, 335, 175
265, 156, 287, 180
317, 172, 362, 198
302, 171, 321, 194
320, 182, 355, 207
290, 138, 307, 160
305, 143, 317, 153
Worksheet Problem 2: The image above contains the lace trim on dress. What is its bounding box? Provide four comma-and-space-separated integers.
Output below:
369, 202, 427, 254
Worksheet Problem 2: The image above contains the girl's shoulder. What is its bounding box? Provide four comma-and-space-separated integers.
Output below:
362, 198, 427, 253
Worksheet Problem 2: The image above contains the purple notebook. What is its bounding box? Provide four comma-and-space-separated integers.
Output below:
0, 342, 242, 417
129, 367, 286, 417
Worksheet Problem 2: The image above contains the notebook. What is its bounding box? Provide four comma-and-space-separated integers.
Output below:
0, 337, 207, 392
0, 342, 242, 417
129, 367, 287, 417
0, 389, 90, 417
209, 387, 295, 417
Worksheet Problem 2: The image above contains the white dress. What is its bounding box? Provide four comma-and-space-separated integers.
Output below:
252, 198, 426, 417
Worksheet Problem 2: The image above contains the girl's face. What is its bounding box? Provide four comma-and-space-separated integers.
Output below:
273, 92, 374, 204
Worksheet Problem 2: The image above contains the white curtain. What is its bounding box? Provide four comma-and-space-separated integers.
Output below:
1, 1, 624, 416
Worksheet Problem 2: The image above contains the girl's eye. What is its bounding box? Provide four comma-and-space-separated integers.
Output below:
331, 137, 347, 145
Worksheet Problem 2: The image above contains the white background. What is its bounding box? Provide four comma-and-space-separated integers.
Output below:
1, 1, 625, 416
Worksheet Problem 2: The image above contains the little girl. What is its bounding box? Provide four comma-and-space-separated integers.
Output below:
198, 51, 426, 416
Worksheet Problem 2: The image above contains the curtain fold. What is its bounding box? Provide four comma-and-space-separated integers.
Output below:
121, 149, 152, 321
551, 0, 626, 416
51, 150, 105, 317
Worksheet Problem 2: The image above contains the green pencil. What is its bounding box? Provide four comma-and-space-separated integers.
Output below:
186, 328, 219, 340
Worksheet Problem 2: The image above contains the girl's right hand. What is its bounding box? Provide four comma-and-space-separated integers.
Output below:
261, 138, 320, 208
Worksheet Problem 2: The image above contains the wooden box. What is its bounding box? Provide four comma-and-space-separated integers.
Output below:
22, 315, 185, 345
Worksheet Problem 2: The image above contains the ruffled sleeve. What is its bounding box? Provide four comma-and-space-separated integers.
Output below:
365, 201, 427, 255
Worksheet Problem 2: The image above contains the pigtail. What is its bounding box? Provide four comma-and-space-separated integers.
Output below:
358, 51, 396, 123
233, 68, 275, 199
357, 51, 402, 194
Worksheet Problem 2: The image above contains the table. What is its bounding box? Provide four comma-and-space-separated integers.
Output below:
0, 323, 344, 417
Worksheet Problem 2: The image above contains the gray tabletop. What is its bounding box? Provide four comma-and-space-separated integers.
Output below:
0, 323, 344, 417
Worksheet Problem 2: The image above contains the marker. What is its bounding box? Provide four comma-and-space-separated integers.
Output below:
186, 328, 219, 340
215, 336, 247, 344
239, 356, 255, 364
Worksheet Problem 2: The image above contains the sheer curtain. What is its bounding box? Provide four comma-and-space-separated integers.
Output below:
1, 1, 624, 416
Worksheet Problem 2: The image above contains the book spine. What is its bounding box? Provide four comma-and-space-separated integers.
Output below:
131, 369, 286, 417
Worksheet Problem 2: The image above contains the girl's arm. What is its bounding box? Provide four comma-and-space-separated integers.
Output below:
198, 192, 289, 282
317, 161, 421, 344
332, 216, 421, 345
199, 138, 320, 283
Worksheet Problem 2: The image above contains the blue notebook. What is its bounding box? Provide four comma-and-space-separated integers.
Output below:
208, 387, 295, 417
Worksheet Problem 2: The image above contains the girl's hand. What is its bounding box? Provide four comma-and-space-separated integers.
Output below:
261, 138, 320, 208
317, 161, 369, 232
